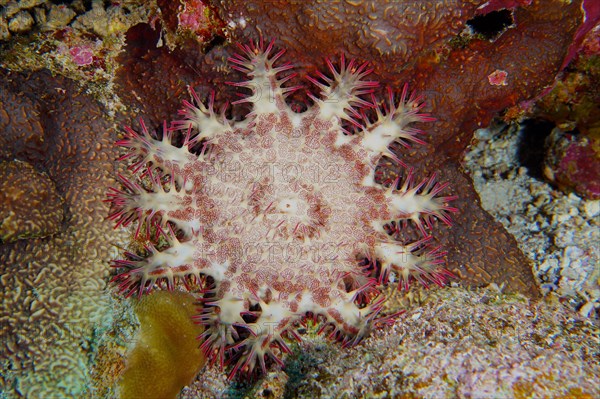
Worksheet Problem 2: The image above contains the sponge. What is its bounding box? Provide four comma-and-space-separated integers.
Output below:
119, 290, 205, 399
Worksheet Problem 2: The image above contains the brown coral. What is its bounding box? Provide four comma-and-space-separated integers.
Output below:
0, 68, 127, 397
0, 159, 64, 242
215, 0, 486, 68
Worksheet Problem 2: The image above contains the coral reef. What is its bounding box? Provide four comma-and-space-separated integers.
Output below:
530, 30, 600, 200
0, 0, 153, 110
181, 287, 600, 398
464, 123, 600, 317
0, 0, 152, 41
212, 0, 590, 152
113, 0, 596, 297
215, 0, 486, 69
107, 38, 458, 377
0, 69, 127, 397
543, 128, 600, 200
0, 0, 597, 397
0, 159, 64, 242
157, 0, 225, 49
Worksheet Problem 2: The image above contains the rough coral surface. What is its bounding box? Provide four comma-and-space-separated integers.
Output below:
0, 159, 64, 242
108, 39, 457, 376
0, 69, 125, 398
181, 287, 600, 398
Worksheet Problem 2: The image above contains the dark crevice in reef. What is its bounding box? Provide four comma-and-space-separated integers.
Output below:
467, 9, 514, 40
122, 23, 162, 59
516, 118, 556, 179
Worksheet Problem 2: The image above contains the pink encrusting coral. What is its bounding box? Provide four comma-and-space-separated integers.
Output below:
106, 39, 458, 378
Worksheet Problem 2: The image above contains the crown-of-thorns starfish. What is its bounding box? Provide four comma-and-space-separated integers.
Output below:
106, 38, 458, 378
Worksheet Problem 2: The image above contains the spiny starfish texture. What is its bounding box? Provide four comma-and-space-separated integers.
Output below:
107, 39, 457, 378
